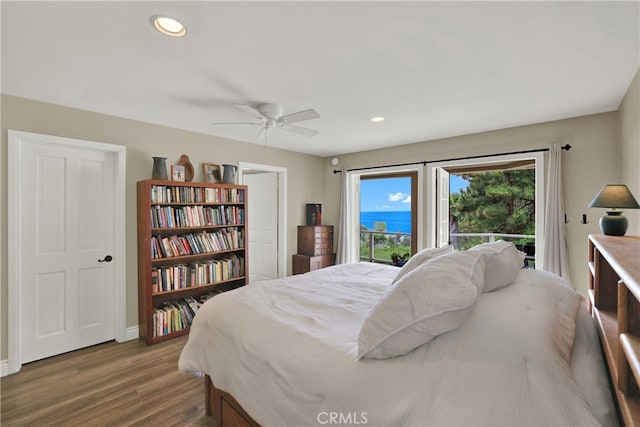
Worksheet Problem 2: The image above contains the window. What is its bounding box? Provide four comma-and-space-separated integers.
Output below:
340, 152, 544, 268
427, 152, 545, 267
449, 167, 536, 267
359, 172, 417, 264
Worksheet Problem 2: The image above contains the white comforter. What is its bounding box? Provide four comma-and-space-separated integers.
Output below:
179, 262, 612, 426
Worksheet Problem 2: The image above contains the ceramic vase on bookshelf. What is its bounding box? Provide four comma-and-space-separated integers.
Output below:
222, 164, 237, 184
151, 156, 168, 180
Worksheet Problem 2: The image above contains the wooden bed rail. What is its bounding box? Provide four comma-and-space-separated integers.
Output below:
205, 375, 260, 427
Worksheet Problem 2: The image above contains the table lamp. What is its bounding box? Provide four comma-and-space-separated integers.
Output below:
588, 184, 640, 236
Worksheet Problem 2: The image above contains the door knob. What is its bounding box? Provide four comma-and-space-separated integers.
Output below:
98, 255, 113, 263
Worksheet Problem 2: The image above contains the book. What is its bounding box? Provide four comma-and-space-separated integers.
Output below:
151, 268, 159, 293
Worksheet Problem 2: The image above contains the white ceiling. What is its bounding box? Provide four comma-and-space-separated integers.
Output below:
2, 1, 639, 157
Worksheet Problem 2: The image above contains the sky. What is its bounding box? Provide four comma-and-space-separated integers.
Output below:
360, 175, 469, 212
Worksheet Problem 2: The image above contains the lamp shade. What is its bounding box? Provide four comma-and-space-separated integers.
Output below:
588, 185, 640, 209
588, 185, 640, 236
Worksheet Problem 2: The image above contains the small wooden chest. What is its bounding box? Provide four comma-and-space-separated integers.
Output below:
297, 225, 333, 256
292, 254, 336, 275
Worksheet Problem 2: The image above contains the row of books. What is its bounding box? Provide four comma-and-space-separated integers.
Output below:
151, 228, 244, 259
151, 205, 244, 229
151, 255, 245, 293
150, 185, 245, 204
152, 292, 223, 337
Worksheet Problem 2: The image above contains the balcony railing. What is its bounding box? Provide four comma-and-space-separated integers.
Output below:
359, 230, 411, 264
359, 231, 534, 264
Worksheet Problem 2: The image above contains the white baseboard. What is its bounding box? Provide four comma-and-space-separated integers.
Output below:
1, 360, 9, 377
1, 326, 139, 377
119, 325, 139, 342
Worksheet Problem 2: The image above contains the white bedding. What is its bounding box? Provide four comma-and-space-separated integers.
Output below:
179, 262, 616, 426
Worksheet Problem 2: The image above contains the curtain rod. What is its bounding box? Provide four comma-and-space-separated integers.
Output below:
332, 144, 571, 174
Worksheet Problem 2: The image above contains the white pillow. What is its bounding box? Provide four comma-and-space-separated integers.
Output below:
392, 245, 453, 284
358, 250, 485, 360
470, 240, 525, 293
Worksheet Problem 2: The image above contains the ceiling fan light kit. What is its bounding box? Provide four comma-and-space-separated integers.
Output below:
257, 103, 283, 119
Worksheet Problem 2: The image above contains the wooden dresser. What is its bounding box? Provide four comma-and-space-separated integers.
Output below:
588, 234, 640, 426
292, 225, 335, 274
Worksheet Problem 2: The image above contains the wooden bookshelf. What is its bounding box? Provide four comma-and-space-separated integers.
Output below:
588, 234, 640, 426
137, 180, 248, 345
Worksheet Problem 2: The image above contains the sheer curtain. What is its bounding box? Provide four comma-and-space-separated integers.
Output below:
543, 144, 571, 281
336, 170, 358, 264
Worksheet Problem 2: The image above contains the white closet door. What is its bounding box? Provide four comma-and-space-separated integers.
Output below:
19, 139, 116, 363
244, 172, 278, 282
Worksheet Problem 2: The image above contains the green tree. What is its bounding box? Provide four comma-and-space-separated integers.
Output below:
450, 170, 535, 248
373, 221, 387, 232
373, 221, 387, 246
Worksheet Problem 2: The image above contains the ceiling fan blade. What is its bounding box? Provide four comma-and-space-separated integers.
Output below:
280, 124, 319, 137
232, 103, 265, 120
211, 121, 262, 126
279, 109, 320, 124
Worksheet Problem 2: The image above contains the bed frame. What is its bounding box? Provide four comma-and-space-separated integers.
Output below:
205, 375, 259, 427
203, 234, 640, 427
588, 234, 640, 427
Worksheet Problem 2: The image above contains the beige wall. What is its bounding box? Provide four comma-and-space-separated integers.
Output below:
619, 69, 640, 236
2, 70, 638, 362
0, 94, 324, 359
322, 111, 624, 297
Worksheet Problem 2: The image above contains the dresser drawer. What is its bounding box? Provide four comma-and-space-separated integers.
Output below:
292, 254, 335, 275
297, 225, 334, 256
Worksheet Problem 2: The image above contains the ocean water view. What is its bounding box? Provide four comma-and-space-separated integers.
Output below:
360, 211, 411, 234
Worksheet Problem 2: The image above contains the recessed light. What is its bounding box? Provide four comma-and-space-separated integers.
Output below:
150, 15, 186, 37
369, 116, 385, 123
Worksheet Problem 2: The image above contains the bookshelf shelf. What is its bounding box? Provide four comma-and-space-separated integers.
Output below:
150, 249, 246, 264
137, 179, 248, 345
151, 225, 243, 232
151, 277, 246, 298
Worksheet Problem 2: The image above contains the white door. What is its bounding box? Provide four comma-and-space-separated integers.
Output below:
18, 138, 117, 363
243, 172, 279, 282
436, 167, 450, 247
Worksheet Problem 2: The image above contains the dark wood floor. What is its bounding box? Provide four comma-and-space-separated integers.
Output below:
1, 336, 215, 426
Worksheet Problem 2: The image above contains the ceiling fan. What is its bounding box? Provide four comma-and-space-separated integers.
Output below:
212, 103, 320, 138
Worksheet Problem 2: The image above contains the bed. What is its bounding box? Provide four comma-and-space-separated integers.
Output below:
179, 241, 619, 426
